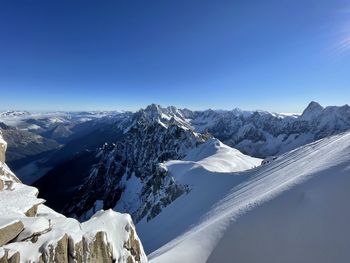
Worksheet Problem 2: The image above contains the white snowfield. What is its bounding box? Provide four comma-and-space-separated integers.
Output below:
137, 131, 350, 263
137, 138, 262, 254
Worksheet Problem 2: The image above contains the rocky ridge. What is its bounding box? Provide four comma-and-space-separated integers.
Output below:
60, 102, 350, 224
0, 131, 147, 263
185, 101, 350, 157
63, 104, 208, 222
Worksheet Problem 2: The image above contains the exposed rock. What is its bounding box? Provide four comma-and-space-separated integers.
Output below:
14, 217, 51, 242
0, 133, 148, 263
40, 234, 68, 263
0, 221, 24, 247
25, 203, 42, 217
63, 105, 207, 222
83, 231, 113, 263
69, 239, 83, 263
0, 250, 20, 263
7, 252, 20, 263
124, 227, 142, 262
0, 131, 6, 163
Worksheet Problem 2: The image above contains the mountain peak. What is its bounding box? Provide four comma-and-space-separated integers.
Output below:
305, 101, 323, 111
133, 104, 191, 130
144, 103, 162, 112
301, 101, 323, 119
137, 104, 164, 121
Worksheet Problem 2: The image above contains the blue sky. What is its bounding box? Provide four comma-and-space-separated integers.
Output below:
0, 0, 349, 112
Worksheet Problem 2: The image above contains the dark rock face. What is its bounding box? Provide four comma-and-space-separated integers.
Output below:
63, 105, 207, 222
34, 150, 99, 212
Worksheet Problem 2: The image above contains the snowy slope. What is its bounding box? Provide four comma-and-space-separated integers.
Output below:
139, 131, 350, 263
137, 139, 261, 253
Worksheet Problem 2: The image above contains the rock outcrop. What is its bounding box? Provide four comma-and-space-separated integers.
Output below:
0, 134, 6, 163
0, 221, 24, 247
0, 131, 147, 263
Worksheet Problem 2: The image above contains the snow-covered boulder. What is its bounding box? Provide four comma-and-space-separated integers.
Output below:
0, 132, 147, 263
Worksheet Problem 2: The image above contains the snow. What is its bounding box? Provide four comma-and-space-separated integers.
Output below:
0, 181, 44, 217
0, 135, 6, 149
1, 132, 147, 262
2, 204, 147, 262
114, 173, 143, 216
0, 218, 21, 230
25, 124, 42, 130
0, 134, 6, 162
4, 220, 69, 261
0, 110, 121, 128
137, 139, 261, 253
138, 131, 350, 263
300, 101, 323, 120
81, 199, 104, 220
181, 138, 261, 172
82, 209, 147, 262
15, 217, 50, 241
207, 164, 350, 263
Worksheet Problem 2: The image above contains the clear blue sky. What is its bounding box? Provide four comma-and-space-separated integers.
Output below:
0, 0, 349, 112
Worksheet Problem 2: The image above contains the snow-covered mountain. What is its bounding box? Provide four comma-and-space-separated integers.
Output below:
185, 101, 350, 157
61, 104, 209, 222
32, 102, 350, 226
0, 110, 30, 118
1, 102, 350, 262
142, 131, 350, 262
0, 122, 60, 163
0, 111, 131, 184
0, 110, 124, 139
0, 131, 147, 263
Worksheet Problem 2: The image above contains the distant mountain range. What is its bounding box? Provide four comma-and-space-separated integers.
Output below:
2, 102, 350, 223
1, 102, 350, 262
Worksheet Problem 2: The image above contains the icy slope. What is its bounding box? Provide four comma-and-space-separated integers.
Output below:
144, 131, 350, 263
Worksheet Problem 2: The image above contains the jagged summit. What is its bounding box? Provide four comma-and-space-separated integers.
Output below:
60, 104, 208, 222
301, 101, 324, 119
134, 104, 191, 130
306, 100, 323, 110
